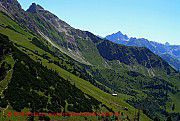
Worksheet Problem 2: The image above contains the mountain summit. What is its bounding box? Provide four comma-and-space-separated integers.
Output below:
27, 3, 44, 13
106, 31, 129, 44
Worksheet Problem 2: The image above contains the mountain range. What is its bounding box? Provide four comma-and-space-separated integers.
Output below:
0, 0, 179, 121
106, 31, 180, 71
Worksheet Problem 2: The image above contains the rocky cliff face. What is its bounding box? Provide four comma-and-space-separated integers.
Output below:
26, 3, 44, 13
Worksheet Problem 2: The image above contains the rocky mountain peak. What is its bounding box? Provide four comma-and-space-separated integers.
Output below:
26, 3, 44, 13
165, 42, 170, 46
105, 31, 129, 44
116, 31, 122, 34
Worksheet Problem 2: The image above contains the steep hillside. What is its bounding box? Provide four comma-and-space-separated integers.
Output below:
0, 34, 106, 120
0, 0, 180, 120
0, 0, 106, 67
0, 12, 153, 120
96, 40, 176, 75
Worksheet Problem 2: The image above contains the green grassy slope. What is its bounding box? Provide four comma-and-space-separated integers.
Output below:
0, 12, 152, 121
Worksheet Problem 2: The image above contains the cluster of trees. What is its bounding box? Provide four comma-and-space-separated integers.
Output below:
0, 62, 10, 80
87, 66, 179, 120
0, 34, 12, 81
127, 77, 179, 120
0, 34, 109, 120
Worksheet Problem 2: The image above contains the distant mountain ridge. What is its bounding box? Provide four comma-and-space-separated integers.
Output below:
106, 31, 129, 44
106, 31, 180, 71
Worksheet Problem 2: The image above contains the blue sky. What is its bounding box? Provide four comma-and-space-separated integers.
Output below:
18, 0, 180, 45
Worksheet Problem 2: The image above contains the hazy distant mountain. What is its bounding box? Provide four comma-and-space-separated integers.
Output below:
106, 31, 180, 71
106, 31, 129, 44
